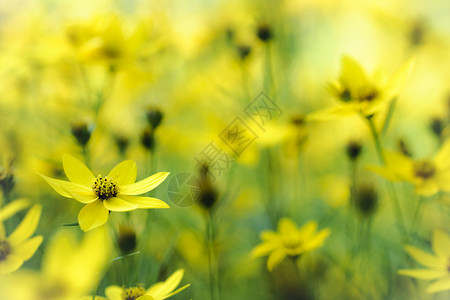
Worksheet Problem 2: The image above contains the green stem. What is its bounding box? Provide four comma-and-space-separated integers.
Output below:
206, 212, 216, 300
412, 196, 426, 234
381, 98, 397, 137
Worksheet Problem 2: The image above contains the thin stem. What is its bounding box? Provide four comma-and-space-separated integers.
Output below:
206, 212, 216, 300
381, 98, 397, 137
412, 196, 426, 234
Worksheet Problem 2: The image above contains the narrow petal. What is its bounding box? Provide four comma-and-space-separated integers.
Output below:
296, 221, 318, 240
302, 228, 331, 252
37, 173, 74, 198
432, 230, 450, 259
161, 284, 191, 299
67, 189, 98, 204
415, 181, 438, 197
251, 242, 278, 258
426, 278, 450, 293
278, 218, 299, 236
0, 255, 23, 275
63, 154, 95, 187
107, 160, 137, 186
103, 197, 138, 212
137, 296, 153, 300
120, 172, 170, 195
260, 230, 279, 242
267, 248, 287, 272
118, 195, 169, 209
397, 269, 447, 280
147, 269, 184, 298
404, 245, 443, 269
12, 235, 43, 260
105, 286, 123, 300
78, 200, 109, 232
79, 297, 107, 300
38, 173, 93, 201
9, 204, 41, 245
0, 198, 30, 222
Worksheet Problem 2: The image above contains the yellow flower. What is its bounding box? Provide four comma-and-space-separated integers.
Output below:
0, 201, 42, 275
38, 154, 170, 231
251, 218, 330, 271
80, 269, 190, 300
308, 55, 413, 120
367, 140, 450, 196
0, 227, 110, 300
398, 230, 450, 293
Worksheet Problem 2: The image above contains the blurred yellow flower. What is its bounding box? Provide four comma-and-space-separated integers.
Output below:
367, 140, 450, 196
39, 154, 170, 231
308, 55, 413, 120
0, 227, 110, 300
80, 269, 190, 300
398, 230, 450, 293
0, 202, 42, 275
251, 218, 330, 272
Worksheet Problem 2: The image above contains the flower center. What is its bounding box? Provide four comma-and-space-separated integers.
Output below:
357, 87, 379, 102
413, 160, 436, 179
92, 175, 119, 200
122, 287, 146, 300
0, 240, 11, 261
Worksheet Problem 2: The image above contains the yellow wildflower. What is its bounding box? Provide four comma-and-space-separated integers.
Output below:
80, 269, 190, 300
38, 154, 170, 231
0, 202, 42, 275
367, 140, 450, 196
308, 55, 413, 120
251, 218, 330, 271
398, 230, 450, 293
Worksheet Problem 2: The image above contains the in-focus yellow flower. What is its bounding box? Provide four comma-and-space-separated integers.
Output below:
80, 268, 190, 300
0, 202, 42, 275
368, 140, 450, 196
251, 218, 330, 271
39, 154, 170, 231
308, 55, 413, 120
398, 230, 450, 293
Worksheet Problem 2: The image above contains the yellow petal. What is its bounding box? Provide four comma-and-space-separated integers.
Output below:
297, 221, 318, 240
0, 198, 30, 222
63, 154, 95, 187
103, 197, 138, 212
267, 248, 287, 272
0, 255, 23, 275
12, 235, 43, 260
37, 173, 75, 198
105, 286, 123, 300
386, 58, 415, 98
160, 284, 190, 300
426, 277, 450, 293
118, 195, 169, 209
302, 228, 331, 252
278, 218, 298, 236
398, 269, 447, 280
147, 269, 184, 299
79, 297, 107, 300
9, 204, 41, 245
340, 55, 369, 93
432, 230, 450, 259
260, 230, 278, 242
67, 189, 98, 204
433, 139, 450, 169
251, 242, 278, 258
78, 200, 109, 231
120, 172, 170, 195
414, 181, 438, 197
137, 296, 154, 300
107, 160, 137, 186
404, 245, 443, 269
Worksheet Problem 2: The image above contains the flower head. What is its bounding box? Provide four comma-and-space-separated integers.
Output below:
367, 140, 450, 196
251, 218, 330, 271
80, 269, 190, 300
0, 201, 42, 275
398, 230, 450, 293
39, 154, 170, 231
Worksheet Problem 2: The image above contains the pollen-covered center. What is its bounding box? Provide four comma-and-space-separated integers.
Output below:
413, 160, 436, 179
122, 286, 146, 300
92, 175, 119, 200
0, 240, 11, 261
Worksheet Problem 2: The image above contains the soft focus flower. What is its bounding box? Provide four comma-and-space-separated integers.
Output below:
0, 201, 42, 275
367, 140, 450, 196
398, 230, 450, 293
308, 55, 413, 120
38, 154, 170, 231
0, 227, 110, 300
251, 218, 330, 271
80, 268, 190, 300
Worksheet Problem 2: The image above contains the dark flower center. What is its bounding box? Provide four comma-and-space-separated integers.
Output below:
0, 240, 11, 261
413, 161, 436, 179
92, 175, 119, 199
123, 287, 146, 300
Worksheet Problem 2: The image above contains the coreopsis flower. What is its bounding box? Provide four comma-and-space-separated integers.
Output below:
251, 218, 330, 271
367, 140, 450, 196
0, 228, 110, 300
0, 202, 42, 275
38, 154, 170, 231
80, 269, 190, 300
308, 55, 413, 120
398, 230, 450, 293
